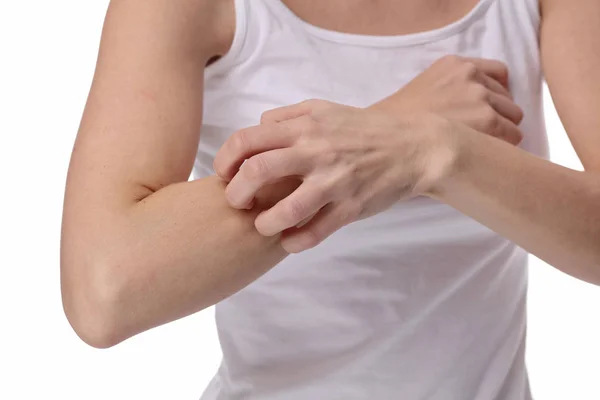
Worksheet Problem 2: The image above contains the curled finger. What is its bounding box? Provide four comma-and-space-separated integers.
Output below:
479, 73, 513, 99
466, 57, 510, 89
490, 114, 523, 145
487, 92, 524, 125
226, 148, 311, 209
281, 202, 360, 253
214, 123, 297, 181
254, 181, 331, 237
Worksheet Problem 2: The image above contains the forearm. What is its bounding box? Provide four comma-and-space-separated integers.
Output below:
62, 175, 293, 348
429, 125, 600, 284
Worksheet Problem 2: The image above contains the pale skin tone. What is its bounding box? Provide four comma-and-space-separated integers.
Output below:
61, 0, 600, 349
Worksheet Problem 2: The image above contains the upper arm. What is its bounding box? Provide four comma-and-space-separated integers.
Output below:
540, 0, 600, 171
65, 0, 234, 211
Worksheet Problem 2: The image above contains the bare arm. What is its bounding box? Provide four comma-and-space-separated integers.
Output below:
212, 0, 600, 284
61, 0, 292, 349
428, 0, 600, 284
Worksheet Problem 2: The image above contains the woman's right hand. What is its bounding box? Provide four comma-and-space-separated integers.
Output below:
371, 55, 524, 145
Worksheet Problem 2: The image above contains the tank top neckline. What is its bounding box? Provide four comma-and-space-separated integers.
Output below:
270, 0, 495, 47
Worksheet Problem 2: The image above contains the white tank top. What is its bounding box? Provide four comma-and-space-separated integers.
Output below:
195, 0, 547, 398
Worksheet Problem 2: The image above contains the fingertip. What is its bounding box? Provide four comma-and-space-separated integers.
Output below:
513, 134, 524, 146
281, 233, 315, 254
504, 129, 523, 146
281, 237, 306, 254
516, 107, 524, 125
260, 111, 280, 124
254, 213, 278, 237
225, 186, 245, 209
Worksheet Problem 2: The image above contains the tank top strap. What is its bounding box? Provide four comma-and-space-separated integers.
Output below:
206, 0, 297, 78
496, 0, 541, 35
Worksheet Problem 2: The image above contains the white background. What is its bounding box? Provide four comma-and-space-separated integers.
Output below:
1, 1, 599, 399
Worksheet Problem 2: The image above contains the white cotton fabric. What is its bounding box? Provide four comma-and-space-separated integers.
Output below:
195, 0, 546, 398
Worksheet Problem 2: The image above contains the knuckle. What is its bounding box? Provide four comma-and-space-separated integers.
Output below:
469, 83, 489, 102
213, 158, 227, 178
302, 99, 321, 110
318, 150, 338, 166
481, 106, 499, 131
212, 158, 222, 175
231, 129, 250, 154
317, 100, 334, 110
316, 182, 335, 204
305, 99, 329, 109
260, 110, 274, 124
438, 54, 462, 66
285, 197, 307, 222
242, 155, 270, 181
461, 61, 479, 80
297, 115, 318, 135
301, 228, 322, 249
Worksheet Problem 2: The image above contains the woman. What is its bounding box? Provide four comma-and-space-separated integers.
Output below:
61, 0, 600, 398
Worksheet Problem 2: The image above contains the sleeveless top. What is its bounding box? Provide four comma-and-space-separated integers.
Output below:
194, 0, 547, 398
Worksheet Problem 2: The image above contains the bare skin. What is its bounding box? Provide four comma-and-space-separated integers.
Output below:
218, 0, 600, 281
60, 0, 293, 349
60, 0, 501, 349
281, 0, 479, 36
61, 0, 600, 350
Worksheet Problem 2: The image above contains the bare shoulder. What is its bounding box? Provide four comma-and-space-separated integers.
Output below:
539, 0, 600, 170
202, 0, 236, 57
103, 0, 236, 60
539, 0, 598, 16
213, 0, 237, 55
66, 0, 240, 205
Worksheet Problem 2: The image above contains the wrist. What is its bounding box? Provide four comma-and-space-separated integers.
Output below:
414, 115, 464, 199
368, 94, 410, 116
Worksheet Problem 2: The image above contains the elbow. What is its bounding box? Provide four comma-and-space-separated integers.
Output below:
61, 260, 129, 349
67, 314, 121, 350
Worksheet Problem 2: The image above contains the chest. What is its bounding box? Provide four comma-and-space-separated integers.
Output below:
281, 0, 482, 36
200, 0, 548, 161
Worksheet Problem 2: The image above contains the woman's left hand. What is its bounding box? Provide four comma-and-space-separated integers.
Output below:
213, 100, 458, 253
